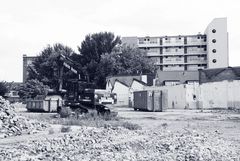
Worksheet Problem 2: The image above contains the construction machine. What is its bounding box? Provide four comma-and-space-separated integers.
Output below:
56, 54, 111, 115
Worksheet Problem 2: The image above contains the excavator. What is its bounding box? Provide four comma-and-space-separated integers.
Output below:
56, 54, 111, 115
26, 54, 111, 115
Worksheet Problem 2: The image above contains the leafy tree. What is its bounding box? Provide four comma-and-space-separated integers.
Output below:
28, 43, 79, 90
78, 32, 121, 82
17, 79, 49, 99
95, 46, 157, 88
0, 81, 8, 97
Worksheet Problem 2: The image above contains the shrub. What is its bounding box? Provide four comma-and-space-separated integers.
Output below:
121, 122, 142, 130
59, 107, 73, 118
60, 126, 71, 133
0, 81, 8, 97
48, 128, 54, 134
161, 123, 168, 129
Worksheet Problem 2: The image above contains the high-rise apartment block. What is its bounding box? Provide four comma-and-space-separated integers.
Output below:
122, 18, 229, 71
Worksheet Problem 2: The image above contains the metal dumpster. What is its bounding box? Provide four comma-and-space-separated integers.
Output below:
26, 95, 63, 112
133, 90, 168, 112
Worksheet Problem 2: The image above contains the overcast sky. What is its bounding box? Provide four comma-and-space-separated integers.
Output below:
0, 0, 240, 82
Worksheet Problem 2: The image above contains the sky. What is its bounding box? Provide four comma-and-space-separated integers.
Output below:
0, 0, 240, 82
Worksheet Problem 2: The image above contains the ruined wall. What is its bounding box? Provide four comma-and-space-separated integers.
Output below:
144, 84, 199, 109
199, 80, 240, 109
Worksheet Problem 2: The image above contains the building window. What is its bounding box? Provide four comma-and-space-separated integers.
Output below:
212, 59, 217, 63
165, 38, 168, 40
212, 49, 216, 53
212, 39, 216, 43
197, 37, 200, 39
212, 29, 216, 33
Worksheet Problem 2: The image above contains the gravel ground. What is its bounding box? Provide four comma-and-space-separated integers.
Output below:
0, 126, 239, 161
1, 104, 240, 161
0, 97, 47, 138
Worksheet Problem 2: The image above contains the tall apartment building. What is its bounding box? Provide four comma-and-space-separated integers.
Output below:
122, 18, 229, 71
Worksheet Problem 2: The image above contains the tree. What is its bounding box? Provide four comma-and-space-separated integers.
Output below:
78, 32, 121, 82
17, 79, 49, 99
28, 43, 79, 90
95, 46, 157, 88
0, 81, 8, 97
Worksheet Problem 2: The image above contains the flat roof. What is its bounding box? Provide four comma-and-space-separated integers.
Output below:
123, 34, 206, 39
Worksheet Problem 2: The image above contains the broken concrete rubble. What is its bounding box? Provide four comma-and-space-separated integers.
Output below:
0, 126, 239, 161
0, 96, 47, 138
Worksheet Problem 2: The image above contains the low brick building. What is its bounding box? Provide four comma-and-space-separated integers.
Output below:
155, 70, 199, 86
199, 66, 240, 109
199, 66, 240, 84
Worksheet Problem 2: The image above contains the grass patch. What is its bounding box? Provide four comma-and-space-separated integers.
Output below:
46, 111, 141, 130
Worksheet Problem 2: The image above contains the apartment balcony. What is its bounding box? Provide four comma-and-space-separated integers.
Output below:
162, 40, 184, 47
186, 40, 207, 46
187, 65, 207, 70
161, 61, 185, 65
162, 49, 184, 55
138, 40, 160, 47
187, 59, 207, 64
185, 61, 207, 65
163, 66, 185, 71
147, 52, 160, 57
156, 61, 207, 66
160, 53, 184, 56
185, 52, 207, 56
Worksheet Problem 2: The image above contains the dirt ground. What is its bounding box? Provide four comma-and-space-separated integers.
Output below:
113, 107, 240, 143
14, 105, 240, 143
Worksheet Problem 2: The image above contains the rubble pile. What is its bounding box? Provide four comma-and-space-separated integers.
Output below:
0, 126, 239, 161
0, 96, 47, 138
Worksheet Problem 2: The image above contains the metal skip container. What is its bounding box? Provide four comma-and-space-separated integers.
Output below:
133, 90, 168, 112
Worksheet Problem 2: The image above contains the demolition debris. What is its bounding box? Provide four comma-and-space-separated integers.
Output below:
0, 96, 47, 138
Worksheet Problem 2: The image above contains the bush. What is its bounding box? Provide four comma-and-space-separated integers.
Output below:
48, 128, 54, 134
121, 122, 142, 130
80, 111, 119, 121
161, 123, 168, 129
59, 107, 73, 118
60, 126, 71, 133
46, 110, 141, 130
0, 81, 8, 97
17, 79, 49, 99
